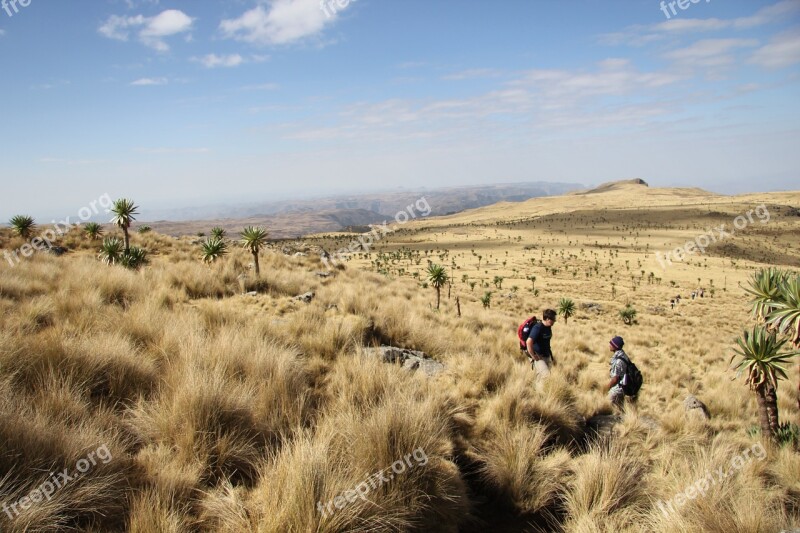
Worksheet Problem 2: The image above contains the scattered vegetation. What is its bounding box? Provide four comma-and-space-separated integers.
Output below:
9, 215, 35, 238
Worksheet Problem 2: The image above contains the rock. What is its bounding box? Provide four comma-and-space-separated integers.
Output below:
684, 395, 711, 420
294, 292, 315, 303
363, 346, 445, 377
46, 246, 68, 256
582, 302, 603, 313
586, 414, 623, 436
316, 271, 333, 278
648, 305, 667, 314
294, 252, 307, 257
245, 291, 258, 296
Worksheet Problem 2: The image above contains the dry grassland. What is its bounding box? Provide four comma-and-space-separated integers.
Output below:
1, 182, 799, 532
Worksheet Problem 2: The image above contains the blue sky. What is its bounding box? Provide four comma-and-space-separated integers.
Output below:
1, 0, 799, 220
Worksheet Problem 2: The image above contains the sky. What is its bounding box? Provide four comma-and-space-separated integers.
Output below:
0, 0, 799, 220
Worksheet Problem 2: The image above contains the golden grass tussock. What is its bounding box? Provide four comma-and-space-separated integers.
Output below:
0, 189, 799, 533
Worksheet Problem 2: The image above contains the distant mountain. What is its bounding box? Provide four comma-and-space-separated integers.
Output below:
146, 181, 582, 238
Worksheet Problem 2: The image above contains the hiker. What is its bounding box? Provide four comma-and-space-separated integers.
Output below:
699, 289, 704, 298
670, 299, 675, 310
524, 309, 557, 378
607, 336, 642, 410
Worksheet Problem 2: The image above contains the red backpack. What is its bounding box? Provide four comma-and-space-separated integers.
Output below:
517, 316, 538, 349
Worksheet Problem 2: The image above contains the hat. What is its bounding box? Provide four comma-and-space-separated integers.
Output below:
610, 336, 624, 349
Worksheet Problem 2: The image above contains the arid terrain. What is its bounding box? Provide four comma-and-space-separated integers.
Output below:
145, 182, 580, 239
1, 181, 799, 532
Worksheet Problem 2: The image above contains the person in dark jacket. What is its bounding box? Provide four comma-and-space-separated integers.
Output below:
525, 309, 557, 378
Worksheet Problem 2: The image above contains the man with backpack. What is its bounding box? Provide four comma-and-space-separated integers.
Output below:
519, 309, 557, 378
607, 336, 642, 410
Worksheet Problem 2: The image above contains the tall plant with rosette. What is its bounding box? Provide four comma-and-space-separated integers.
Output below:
83, 222, 103, 241
9, 215, 36, 239
427, 263, 448, 310
109, 198, 139, 254
743, 268, 787, 323
99, 237, 124, 265
766, 273, 800, 422
558, 298, 575, 324
730, 325, 799, 441
201, 237, 228, 265
240, 226, 269, 275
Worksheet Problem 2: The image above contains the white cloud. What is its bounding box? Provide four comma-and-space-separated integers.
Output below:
31, 80, 71, 90
283, 61, 688, 144
130, 77, 168, 86
601, 1, 800, 46
99, 9, 193, 51
749, 30, 800, 68
442, 68, 501, 81
665, 38, 760, 68
220, 0, 336, 45
99, 14, 146, 41
513, 61, 683, 99
194, 53, 245, 68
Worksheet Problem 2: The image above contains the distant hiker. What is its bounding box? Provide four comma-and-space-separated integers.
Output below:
699, 289, 704, 298
607, 336, 642, 410
523, 309, 557, 378
691, 291, 696, 300
670, 299, 675, 310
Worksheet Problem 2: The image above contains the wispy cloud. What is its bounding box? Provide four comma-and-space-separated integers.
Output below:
665, 38, 760, 68
30, 80, 72, 90
220, 0, 338, 45
442, 68, 501, 81
600, 0, 800, 46
749, 29, 800, 68
0, 29, 6, 37
130, 77, 168, 86
283, 59, 686, 144
193, 53, 245, 68
99, 9, 194, 52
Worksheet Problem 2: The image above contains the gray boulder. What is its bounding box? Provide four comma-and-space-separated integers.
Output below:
294, 292, 315, 303
46, 246, 68, 256
363, 346, 445, 377
684, 395, 711, 420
